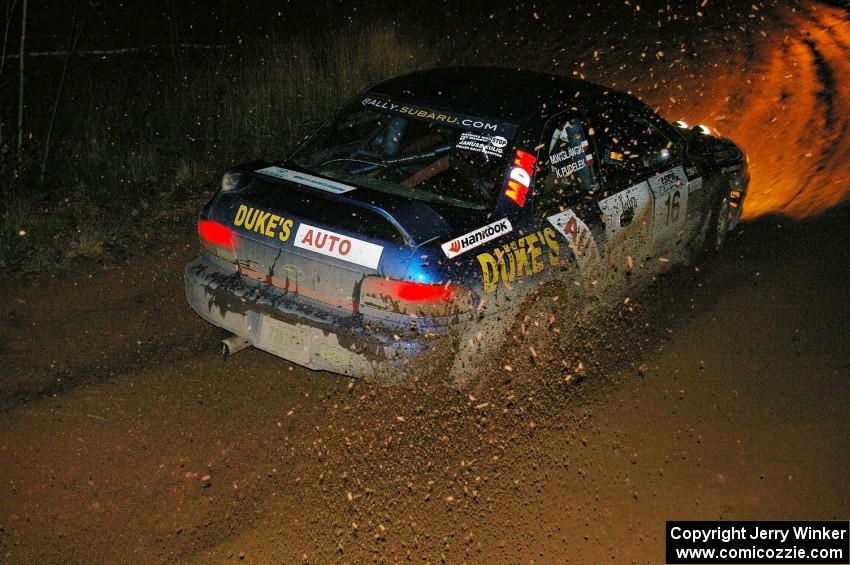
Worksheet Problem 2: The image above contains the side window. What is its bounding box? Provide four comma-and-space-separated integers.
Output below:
537, 115, 600, 210
592, 105, 679, 185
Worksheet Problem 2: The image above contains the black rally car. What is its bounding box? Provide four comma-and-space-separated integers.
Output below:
185, 67, 748, 385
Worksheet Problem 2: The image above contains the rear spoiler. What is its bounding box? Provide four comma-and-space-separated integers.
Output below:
249, 165, 453, 248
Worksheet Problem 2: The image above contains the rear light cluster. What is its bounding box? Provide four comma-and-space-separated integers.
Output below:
198, 219, 239, 262
198, 219, 469, 318
360, 276, 471, 318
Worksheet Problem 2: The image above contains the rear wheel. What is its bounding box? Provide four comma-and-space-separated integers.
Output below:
448, 280, 580, 389
705, 191, 733, 254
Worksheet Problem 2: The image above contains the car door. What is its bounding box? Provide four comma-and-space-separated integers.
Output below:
638, 115, 697, 258
532, 112, 606, 282
588, 102, 687, 269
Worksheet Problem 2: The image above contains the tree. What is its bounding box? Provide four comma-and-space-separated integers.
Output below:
15, 0, 26, 175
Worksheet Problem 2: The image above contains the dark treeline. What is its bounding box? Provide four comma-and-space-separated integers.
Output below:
0, 0, 781, 272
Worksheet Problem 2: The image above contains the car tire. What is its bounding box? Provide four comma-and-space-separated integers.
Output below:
704, 188, 734, 255
448, 279, 579, 390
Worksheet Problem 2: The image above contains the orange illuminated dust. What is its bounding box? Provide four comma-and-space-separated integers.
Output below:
676, 2, 850, 220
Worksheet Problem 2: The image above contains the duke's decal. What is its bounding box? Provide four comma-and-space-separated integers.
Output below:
547, 210, 601, 275
503, 149, 536, 207
256, 166, 356, 194
233, 204, 294, 241
476, 228, 560, 293
293, 223, 383, 269
456, 132, 508, 157
442, 218, 512, 259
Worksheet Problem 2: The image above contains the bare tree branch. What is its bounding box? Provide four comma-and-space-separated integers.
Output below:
15, 0, 26, 173
0, 0, 21, 148
0, 0, 20, 79
40, 7, 83, 185
2, 43, 225, 59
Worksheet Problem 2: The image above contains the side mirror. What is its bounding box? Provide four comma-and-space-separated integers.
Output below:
642, 147, 671, 168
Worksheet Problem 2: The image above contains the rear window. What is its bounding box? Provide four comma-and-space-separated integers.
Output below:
288, 95, 519, 210
248, 176, 405, 244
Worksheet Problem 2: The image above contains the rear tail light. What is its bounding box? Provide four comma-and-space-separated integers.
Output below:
360, 276, 471, 318
198, 219, 239, 262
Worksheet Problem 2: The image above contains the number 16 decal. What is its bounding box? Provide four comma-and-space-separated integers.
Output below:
663, 190, 681, 225
649, 166, 688, 239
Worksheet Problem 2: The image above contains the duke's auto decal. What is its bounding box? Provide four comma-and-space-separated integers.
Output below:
476, 228, 560, 293
293, 223, 383, 269
441, 218, 513, 259
233, 204, 295, 241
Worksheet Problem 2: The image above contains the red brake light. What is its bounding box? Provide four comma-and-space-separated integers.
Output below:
360, 276, 470, 317
395, 281, 457, 302
198, 219, 237, 247
198, 219, 238, 262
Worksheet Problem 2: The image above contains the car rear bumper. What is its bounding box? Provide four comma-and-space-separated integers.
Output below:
184, 256, 456, 380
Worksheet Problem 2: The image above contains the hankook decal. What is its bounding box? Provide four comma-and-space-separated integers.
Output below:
441, 218, 513, 259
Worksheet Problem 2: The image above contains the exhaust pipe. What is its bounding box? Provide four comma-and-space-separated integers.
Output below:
221, 335, 251, 359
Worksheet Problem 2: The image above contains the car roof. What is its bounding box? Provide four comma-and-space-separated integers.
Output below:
369, 66, 628, 124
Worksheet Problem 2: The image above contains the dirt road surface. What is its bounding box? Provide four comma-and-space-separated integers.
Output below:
1, 1, 849, 563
